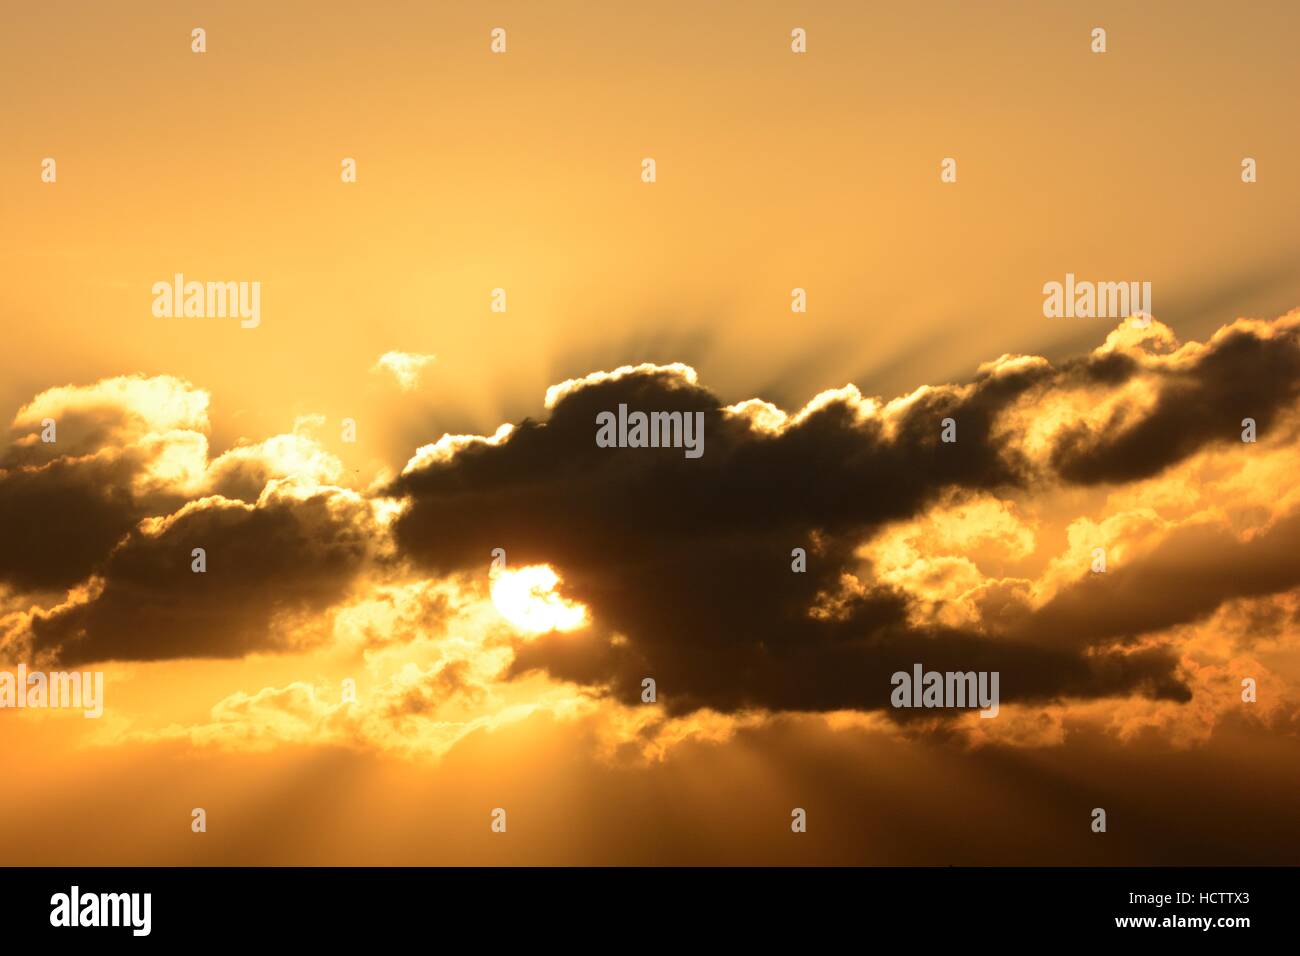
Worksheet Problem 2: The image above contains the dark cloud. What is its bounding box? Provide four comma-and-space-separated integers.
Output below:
1051, 323, 1300, 484
1, 379, 381, 665
391, 362, 1044, 572
0, 378, 201, 593
0, 455, 157, 593
1007, 510, 1300, 650
28, 490, 376, 665
385, 349, 1221, 717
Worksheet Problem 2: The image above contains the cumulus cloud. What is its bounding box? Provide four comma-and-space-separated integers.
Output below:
387, 313, 1300, 725
0, 375, 211, 592
25, 483, 380, 664
0, 377, 379, 663
7, 313, 1300, 756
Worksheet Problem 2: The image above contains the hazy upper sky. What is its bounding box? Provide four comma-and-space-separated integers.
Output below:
1, 1, 1298, 865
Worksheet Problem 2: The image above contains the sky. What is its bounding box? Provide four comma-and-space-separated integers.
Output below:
1, 1, 1299, 865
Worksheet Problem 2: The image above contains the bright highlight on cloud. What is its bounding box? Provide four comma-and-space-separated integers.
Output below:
371, 351, 436, 392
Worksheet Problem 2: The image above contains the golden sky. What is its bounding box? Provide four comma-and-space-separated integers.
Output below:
2, 1, 1299, 864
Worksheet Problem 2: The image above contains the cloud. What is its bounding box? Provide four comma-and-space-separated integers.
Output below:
0, 378, 380, 663
25, 483, 381, 664
0, 375, 210, 592
1046, 318, 1300, 484
387, 314, 1300, 723
141, 663, 591, 760
372, 351, 436, 392
8, 313, 1300, 750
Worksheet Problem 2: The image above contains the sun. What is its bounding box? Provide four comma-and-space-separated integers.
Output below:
490, 564, 589, 635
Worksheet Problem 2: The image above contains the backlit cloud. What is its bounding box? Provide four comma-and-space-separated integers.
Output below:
5, 313, 1300, 763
